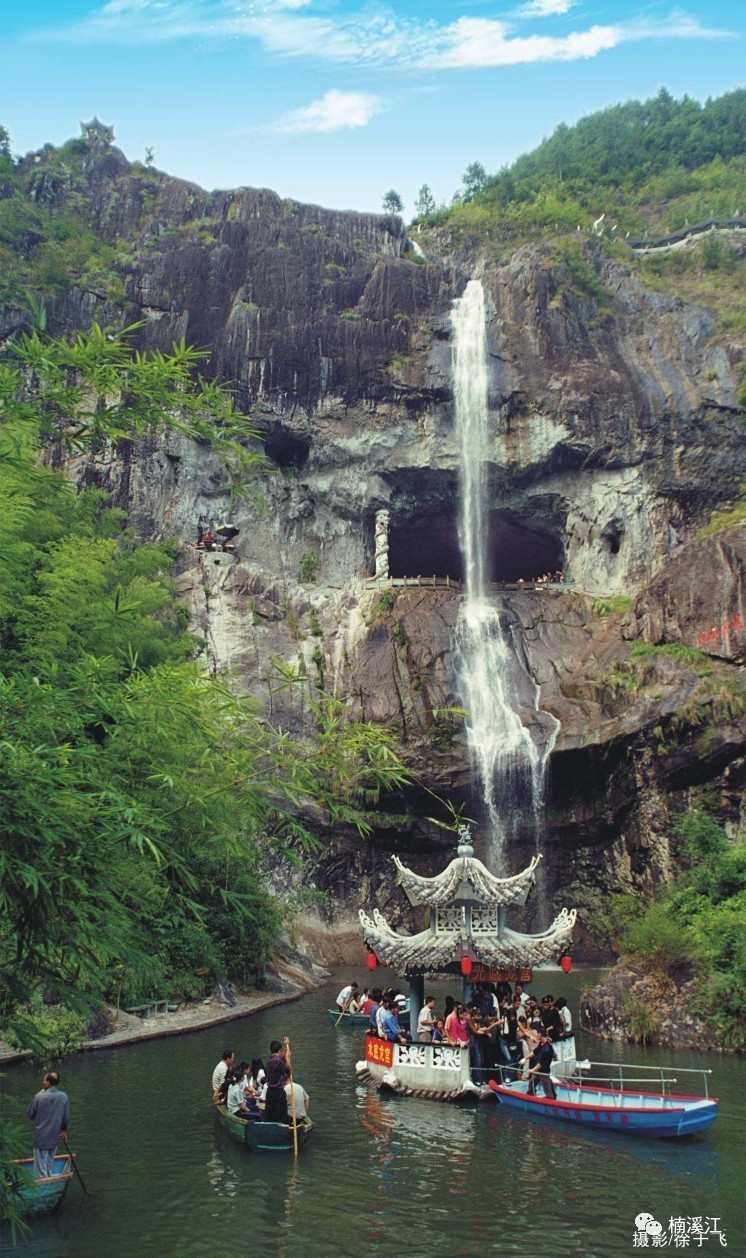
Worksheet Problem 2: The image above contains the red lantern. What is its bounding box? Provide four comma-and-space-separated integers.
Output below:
460, 955, 473, 976
366, 952, 377, 971
560, 953, 572, 974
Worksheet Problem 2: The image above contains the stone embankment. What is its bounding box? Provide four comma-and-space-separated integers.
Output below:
0, 948, 330, 1066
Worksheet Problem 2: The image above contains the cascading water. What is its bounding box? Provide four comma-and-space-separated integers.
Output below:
452, 279, 558, 866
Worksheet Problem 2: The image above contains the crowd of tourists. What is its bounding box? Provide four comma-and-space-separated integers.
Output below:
343, 980, 573, 1101
211, 1040, 309, 1126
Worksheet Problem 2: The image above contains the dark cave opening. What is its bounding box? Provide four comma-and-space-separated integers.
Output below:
263, 426, 310, 470
385, 508, 564, 583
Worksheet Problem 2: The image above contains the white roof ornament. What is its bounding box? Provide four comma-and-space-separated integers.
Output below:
393, 846, 541, 907
360, 827, 577, 976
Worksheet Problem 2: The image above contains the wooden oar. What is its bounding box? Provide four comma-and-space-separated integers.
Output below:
286, 1039, 299, 1159
64, 1141, 90, 1196
334, 1000, 350, 1027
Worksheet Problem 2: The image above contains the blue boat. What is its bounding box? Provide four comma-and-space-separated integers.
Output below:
216, 1105, 313, 1152
488, 1061, 718, 1139
9, 1155, 73, 1217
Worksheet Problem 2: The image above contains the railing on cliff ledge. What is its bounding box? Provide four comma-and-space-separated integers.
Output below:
363, 576, 570, 593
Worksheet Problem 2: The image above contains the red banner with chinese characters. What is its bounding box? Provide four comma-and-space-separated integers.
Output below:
365, 1037, 394, 1068
470, 965, 533, 984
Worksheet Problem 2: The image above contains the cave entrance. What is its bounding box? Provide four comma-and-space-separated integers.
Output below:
263, 426, 310, 471
385, 508, 563, 584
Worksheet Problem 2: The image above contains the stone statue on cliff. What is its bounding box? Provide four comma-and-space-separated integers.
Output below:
374, 509, 390, 580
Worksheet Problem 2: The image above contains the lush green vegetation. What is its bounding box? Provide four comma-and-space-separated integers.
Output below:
0, 129, 129, 307
0, 322, 411, 1018
606, 810, 746, 1048
0, 316, 414, 1227
415, 89, 745, 239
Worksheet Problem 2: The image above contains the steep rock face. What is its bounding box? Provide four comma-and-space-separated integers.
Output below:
632, 525, 746, 664
5, 151, 745, 958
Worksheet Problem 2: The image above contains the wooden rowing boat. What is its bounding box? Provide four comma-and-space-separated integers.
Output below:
216, 1105, 313, 1152
488, 1062, 718, 1138
7, 1155, 73, 1217
328, 1004, 410, 1028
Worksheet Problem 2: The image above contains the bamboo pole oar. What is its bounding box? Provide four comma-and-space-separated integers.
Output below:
63, 1140, 90, 1196
286, 1040, 299, 1159
334, 1000, 350, 1027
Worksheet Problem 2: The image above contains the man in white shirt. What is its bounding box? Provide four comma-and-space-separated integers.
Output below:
376, 1000, 388, 1038
212, 1048, 234, 1095
285, 1080, 310, 1120
336, 982, 359, 1011
417, 996, 437, 1042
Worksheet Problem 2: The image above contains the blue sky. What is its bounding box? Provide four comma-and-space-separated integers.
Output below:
2, 2, 743, 214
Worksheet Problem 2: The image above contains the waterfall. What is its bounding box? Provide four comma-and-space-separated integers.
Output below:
452, 280, 557, 864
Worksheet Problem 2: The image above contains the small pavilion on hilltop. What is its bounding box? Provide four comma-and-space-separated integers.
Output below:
359, 827, 576, 1036
80, 117, 115, 148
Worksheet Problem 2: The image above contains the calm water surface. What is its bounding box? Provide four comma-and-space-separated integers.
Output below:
3, 968, 744, 1258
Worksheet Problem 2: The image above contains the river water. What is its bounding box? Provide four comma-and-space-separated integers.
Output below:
3, 968, 743, 1258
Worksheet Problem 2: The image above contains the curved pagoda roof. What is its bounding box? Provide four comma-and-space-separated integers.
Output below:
394, 840, 540, 907
359, 906, 577, 976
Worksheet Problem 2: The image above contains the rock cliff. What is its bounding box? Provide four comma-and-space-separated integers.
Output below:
3, 145, 744, 959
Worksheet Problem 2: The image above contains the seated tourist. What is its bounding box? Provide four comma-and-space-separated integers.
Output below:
285, 1079, 310, 1122
431, 1018, 446, 1043
246, 1057, 266, 1094
226, 1067, 256, 1117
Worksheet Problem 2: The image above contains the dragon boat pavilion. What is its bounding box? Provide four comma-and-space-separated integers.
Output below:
357, 829, 578, 1099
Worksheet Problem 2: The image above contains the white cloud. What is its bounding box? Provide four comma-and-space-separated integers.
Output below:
30, 1, 733, 71
273, 89, 384, 134
426, 17, 622, 69
517, 0, 576, 16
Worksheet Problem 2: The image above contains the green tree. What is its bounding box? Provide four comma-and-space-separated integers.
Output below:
382, 189, 404, 215
414, 184, 436, 218
461, 162, 488, 201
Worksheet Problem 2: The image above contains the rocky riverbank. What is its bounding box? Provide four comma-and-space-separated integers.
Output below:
580, 960, 737, 1052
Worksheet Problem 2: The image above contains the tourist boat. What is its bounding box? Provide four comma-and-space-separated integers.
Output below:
487, 1062, 718, 1138
328, 1004, 410, 1028
9, 1155, 73, 1216
215, 1105, 313, 1153
357, 1031, 579, 1101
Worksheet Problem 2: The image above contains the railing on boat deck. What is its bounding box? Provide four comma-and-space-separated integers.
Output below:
548, 1061, 713, 1100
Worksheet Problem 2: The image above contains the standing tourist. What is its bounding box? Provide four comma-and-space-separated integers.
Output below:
336, 981, 359, 1012
526, 1031, 557, 1099
417, 996, 437, 1042
27, 1071, 69, 1178
262, 1038, 292, 1123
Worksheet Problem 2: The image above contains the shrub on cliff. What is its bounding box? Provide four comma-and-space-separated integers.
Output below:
617, 810, 746, 1047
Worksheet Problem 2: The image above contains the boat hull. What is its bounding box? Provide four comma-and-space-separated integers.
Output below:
488, 1080, 718, 1138
216, 1105, 313, 1152
328, 1007, 409, 1028
10, 1156, 73, 1217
